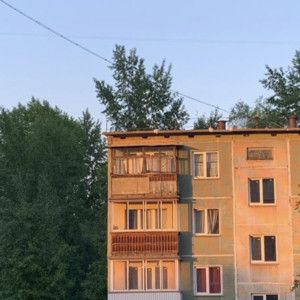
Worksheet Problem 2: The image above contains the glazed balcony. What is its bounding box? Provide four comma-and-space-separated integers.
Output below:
111, 231, 178, 257
110, 147, 178, 198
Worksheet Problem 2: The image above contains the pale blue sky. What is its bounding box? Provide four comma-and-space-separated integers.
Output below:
1, 0, 300, 129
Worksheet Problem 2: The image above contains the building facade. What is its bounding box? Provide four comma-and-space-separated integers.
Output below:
105, 121, 300, 300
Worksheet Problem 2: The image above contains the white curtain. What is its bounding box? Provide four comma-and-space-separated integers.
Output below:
207, 209, 219, 234
127, 157, 143, 174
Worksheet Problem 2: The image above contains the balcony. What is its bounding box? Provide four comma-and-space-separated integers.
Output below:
111, 173, 177, 198
111, 231, 178, 257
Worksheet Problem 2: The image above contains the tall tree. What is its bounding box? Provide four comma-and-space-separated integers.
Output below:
0, 99, 107, 299
260, 50, 300, 123
229, 51, 300, 128
95, 45, 189, 131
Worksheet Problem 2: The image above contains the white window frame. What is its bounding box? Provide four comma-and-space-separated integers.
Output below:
250, 235, 278, 264
248, 178, 276, 206
192, 151, 220, 179
193, 265, 223, 296
111, 260, 179, 292
251, 294, 279, 300
111, 200, 178, 232
193, 208, 221, 236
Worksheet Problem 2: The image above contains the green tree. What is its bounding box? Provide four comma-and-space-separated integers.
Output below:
228, 99, 281, 128
193, 109, 223, 129
0, 99, 107, 299
261, 50, 300, 124
94, 45, 189, 131
229, 51, 300, 128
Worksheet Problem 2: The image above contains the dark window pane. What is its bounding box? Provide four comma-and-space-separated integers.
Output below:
209, 267, 221, 293
147, 268, 152, 289
206, 152, 218, 177
253, 296, 264, 300
249, 179, 260, 203
162, 267, 168, 289
196, 268, 206, 293
194, 210, 204, 233
263, 179, 275, 203
266, 295, 278, 300
155, 266, 160, 289
129, 267, 138, 289
194, 154, 204, 177
128, 210, 137, 229
265, 236, 276, 261
251, 236, 262, 260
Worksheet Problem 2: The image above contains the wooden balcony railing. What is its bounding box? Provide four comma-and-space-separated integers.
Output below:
149, 173, 177, 195
111, 173, 177, 197
111, 231, 178, 257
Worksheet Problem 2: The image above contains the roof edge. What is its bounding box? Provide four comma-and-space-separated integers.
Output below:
104, 128, 300, 137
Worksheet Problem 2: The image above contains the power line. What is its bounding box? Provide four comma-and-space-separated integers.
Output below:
0, 0, 229, 114
174, 91, 229, 113
0, 0, 112, 64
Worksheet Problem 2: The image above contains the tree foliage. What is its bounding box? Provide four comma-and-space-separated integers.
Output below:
94, 45, 189, 131
193, 109, 223, 129
261, 50, 300, 123
0, 99, 107, 299
229, 51, 300, 128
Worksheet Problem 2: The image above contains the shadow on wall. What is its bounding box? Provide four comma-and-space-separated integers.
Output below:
178, 146, 193, 257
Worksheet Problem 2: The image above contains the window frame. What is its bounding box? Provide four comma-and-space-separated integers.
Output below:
111, 259, 179, 292
192, 151, 220, 179
250, 235, 278, 264
248, 178, 276, 206
251, 294, 279, 300
193, 208, 221, 236
112, 147, 177, 175
193, 265, 223, 296
111, 200, 178, 232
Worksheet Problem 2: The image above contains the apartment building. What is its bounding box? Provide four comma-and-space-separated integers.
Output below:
105, 117, 300, 300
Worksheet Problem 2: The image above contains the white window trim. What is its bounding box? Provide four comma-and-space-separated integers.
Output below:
193, 265, 223, 296
193, 208, 221, 236
250, 235, 278, 264
111, 259, 179, 292
111, 200, 178, 232
248, 178, 276, 206
192, 151, 220, 179
251, 294, 279, 300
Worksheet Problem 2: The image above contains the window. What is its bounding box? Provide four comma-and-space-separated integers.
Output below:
127, 203, 143, 230
128, 261, 143, 290
193, 152, 219, 178
112, 147, 176, 175
252, 295, 278, 300
250, 235, 277, 262
146, 261, 160, 290
112, 200, 176, 231
194, 209, 219, 235
249, 178, 275, 204
112, 260, 177, 291
194, 266, 222, 295
247, 148, 273, 160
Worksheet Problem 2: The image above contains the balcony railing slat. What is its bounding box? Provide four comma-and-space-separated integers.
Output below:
111, 231, 178, 257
